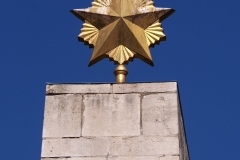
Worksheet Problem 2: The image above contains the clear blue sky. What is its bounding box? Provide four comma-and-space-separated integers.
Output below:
0, 0, 240, 159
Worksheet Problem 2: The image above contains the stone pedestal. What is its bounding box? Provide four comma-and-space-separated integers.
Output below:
41, 82, 189, 160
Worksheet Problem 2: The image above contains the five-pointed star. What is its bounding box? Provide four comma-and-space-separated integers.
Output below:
71, 0, 174, 66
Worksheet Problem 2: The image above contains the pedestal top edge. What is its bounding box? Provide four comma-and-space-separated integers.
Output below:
46, 81, 178, 85
46, 81, 178, 94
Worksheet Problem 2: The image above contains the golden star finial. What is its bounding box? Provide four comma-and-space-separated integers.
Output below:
71, 0, 174, 82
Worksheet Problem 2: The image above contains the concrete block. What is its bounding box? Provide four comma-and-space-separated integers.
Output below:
142, 93, 179, 136
110, 156, 159, 160
110, 136, 179, 156
41, 157, 161, 160
112, 82, 177, 93
159, 156, 179, 160
82, 94, 141, 136
46, 84, 111, 94
69, 158, 106, 160
42, 158, 106, 160
41, 138, 109, 157
42, 137, 178, 157
43, 94, 82, 138
41, 157, 106, 160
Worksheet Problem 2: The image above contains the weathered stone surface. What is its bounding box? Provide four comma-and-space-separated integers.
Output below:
46, 84, 111, 94
41, 138, 109, 157
82, 94, 141, 136
71, 158, 105, 160
43, 94, 82, 138
179, 102, 190, 160
142, 93, 179, 136
41, 157, 159, 160
110, 136, 179, 156
110, 156, 159, 160
160, 156, 179, 160
41, 82, 189, 160
42, 158, 106, 160
42, 136, 179, 158
112, 82, 177, 93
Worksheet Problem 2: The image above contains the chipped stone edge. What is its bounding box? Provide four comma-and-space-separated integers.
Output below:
46, 84, 112, 94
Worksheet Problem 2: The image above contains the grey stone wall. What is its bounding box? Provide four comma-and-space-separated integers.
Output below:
41, 82, 189, 160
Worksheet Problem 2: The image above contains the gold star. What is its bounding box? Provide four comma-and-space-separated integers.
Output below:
71, 0, 174, 66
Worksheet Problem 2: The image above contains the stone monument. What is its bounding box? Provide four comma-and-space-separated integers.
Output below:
41, 0, 190, 159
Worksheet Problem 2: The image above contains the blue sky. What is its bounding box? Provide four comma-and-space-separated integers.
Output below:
0, 0, 240, 159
